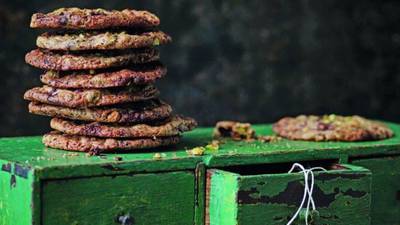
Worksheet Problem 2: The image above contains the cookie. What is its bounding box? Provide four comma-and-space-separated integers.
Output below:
40, 62, 166, 88
31, 8, 160, 30
25, 48, 159, 70
43, 132, 180, 152
37, 31, 171, 51
50, 115, 197, 138
24, 85, 158, 108
273, 114, 394, 141
28, 100, 172, 123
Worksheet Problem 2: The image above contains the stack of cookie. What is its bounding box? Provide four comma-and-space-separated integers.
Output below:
24, 8, 197, 153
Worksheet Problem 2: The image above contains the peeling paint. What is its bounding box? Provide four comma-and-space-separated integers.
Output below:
14, 164, 29, 178
316, 173, 366, 181
101, 164, 125, 171
1, 163, 11, 173
10, 175, 16, 188
342, 189, 367, 198
237, 181, 338, 207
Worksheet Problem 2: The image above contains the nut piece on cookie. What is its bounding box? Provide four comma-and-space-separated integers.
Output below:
213, 121, 256, 141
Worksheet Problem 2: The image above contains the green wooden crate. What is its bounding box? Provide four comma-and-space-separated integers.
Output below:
1, 123, 400, 225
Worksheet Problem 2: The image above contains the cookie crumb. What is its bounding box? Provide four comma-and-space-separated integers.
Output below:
258, 135, 282, 143
186, 147, 205, 156
153, 153, 166, 160
205, 140, 220, 152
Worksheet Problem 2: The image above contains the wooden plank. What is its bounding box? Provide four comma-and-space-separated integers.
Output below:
206, 169, 238, 225
41, 171, 196, 225
352, 156, 400, 225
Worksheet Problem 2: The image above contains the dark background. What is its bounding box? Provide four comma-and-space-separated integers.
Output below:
0, 0, 400, 136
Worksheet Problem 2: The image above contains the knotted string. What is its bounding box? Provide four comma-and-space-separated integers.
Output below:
286, 163, 327, 225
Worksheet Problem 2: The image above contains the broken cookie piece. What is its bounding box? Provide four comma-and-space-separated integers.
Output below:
213, 121, 256, 141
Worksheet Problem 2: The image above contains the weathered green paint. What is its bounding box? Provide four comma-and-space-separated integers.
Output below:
351, 156, 400, 225
0, 160, 34, 225
207, 170, 238, 225
42, 171, 195, 225
0, 123, 399, 224
207, 164, 371, 225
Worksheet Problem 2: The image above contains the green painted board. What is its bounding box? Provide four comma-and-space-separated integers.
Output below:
41, 171, 195, 225
207, 164, 372, 225
351, 156, 400, 225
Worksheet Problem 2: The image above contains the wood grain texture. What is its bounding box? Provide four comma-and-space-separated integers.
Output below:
352, 156, 400, 225
207, 164, 371, 225
42, 171, 195, 225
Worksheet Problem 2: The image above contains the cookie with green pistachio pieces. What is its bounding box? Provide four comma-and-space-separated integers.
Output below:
273, 114, 394, 141
28, 99, 172, 123
24, 85, 158, 108
40, 62, 166, 88
31, 8, 160, 29
25, 48, 159, 70
50, 115, 197, 138
37, 30, 171, 50
43, 132, 180, 152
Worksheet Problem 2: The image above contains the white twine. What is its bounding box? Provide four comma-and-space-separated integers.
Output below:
286, 163, 327, 225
